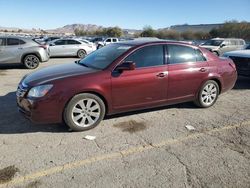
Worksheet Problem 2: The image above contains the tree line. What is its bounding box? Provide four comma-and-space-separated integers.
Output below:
74, 21, 250, 41
74, 27, 123, 37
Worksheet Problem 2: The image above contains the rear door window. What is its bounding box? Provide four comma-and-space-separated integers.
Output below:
67, 40, 81, 45
167, 44, 197, 64
7, 38, 22, 46
54, 40, 66, 45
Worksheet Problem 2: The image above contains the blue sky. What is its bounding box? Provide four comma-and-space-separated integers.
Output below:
0, 0, 249, 29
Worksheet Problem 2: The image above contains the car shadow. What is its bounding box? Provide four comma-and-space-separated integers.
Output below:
233, 76, 250, 90
0, 92, 68, 134
0, 63, 26, 70
0, 92, 196, 134
105, 102, 195, 120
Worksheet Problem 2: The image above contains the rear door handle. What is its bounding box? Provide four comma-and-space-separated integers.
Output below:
199, 68, 207, 72
156, 71, 168, 78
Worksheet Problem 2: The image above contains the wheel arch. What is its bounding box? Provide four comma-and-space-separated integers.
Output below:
63, 90, 109, 117
21, 52, 41, 63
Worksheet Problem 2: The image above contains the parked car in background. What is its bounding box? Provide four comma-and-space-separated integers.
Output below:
43, 37, 61, 44
48, 38, 96, 58
0, 36, 49, 69
223, 44, 250, 77
97, 37, 119, 49
200, 38, 245, 56
89, 37, 105, 44
17, 40, 237, 131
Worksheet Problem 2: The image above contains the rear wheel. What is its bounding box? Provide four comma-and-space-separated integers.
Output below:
212, 51, 219, 56
97, 44, 103, 49
77, 49, 87, 58
195, 80, 219, 108
64, 93, 105, 131
23, 54, 40, 69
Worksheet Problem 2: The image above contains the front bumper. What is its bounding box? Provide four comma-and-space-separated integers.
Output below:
16, 84, 62, 124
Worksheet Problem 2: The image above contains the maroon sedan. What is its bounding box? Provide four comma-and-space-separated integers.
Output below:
17, 40, 237, 131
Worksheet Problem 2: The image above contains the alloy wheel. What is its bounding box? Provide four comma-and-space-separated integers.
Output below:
24, 55, 39, 69
201, 83, 217, 106
71, 98, 101, 127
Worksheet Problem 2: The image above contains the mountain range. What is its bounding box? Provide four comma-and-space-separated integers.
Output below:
0, 23, 224, 34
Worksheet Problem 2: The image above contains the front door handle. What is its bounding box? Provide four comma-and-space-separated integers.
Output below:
199, 68, 207, 72
156, 71, 168, 78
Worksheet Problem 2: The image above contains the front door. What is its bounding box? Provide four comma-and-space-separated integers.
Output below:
111, 45, 168, 111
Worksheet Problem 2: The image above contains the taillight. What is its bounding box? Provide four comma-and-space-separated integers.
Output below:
228, 59, 236, 69
39, 45, 47, 50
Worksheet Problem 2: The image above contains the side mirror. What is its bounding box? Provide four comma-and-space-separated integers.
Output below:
49, 43, 55, 46
220, 44, 226, 48
115, 61, 135, 72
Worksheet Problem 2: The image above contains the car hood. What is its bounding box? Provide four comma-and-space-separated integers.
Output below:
223, 50, 250, 58
23, 62, 99, 86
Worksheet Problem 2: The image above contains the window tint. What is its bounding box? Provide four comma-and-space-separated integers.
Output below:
125, 45, 164, 68
7, 38, 21, 46
167, 44, 196, 64
67, 40, 81, 45
113, 39, 118, 42
0, 38, 6, 46
195, 49, 206, 62
54, 40, 66, 45
19, 40, 25, 45
106, 39, 111, 42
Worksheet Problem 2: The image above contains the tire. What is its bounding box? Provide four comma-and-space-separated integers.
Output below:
195, 80, 219, 108
212, 51, 219, 56
23, 54, 40, 69
97, 44, 103, 49
77, 49, 87, 58
64, 93, 106, 131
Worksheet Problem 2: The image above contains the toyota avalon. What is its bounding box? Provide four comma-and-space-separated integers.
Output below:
17, 40, 237, 131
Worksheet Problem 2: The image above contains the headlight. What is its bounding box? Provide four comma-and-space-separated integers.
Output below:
28, 84, 53, 98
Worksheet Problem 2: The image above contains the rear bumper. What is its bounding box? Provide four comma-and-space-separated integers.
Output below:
39, 50, 50, 62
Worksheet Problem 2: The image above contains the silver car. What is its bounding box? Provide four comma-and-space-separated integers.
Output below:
49, 39, 96, 58
200, 38, 245, 56
0, 36, 49, 69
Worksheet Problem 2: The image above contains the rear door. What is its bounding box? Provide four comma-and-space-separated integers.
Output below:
50, 39, 67, 56
66, 40, 82, 55
0, 38, 24, 63
166, 44, 209, 103
111, 45, 168, 111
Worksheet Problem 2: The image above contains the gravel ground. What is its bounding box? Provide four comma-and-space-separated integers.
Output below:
0, 58, 249, 188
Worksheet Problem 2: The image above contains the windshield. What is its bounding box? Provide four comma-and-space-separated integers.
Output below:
79, 44, 132, 69
202, 40, 223, 46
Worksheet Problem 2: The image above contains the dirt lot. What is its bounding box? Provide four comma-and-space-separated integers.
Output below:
0, 58, 250, 188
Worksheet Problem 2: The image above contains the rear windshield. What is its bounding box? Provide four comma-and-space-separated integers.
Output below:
32, 38, 42, 45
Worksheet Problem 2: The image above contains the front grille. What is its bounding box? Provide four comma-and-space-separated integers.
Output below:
16, 83, 28, 97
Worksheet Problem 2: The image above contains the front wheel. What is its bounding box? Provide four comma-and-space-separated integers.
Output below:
195, 80, 219, 108
64, 93, 106, 131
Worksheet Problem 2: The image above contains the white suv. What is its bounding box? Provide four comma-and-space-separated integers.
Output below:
97, 38, 119, 49
0, 36, 49, 69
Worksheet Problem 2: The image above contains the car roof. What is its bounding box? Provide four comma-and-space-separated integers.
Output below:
118, 38, 196, 47
211, 37, 244, 40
